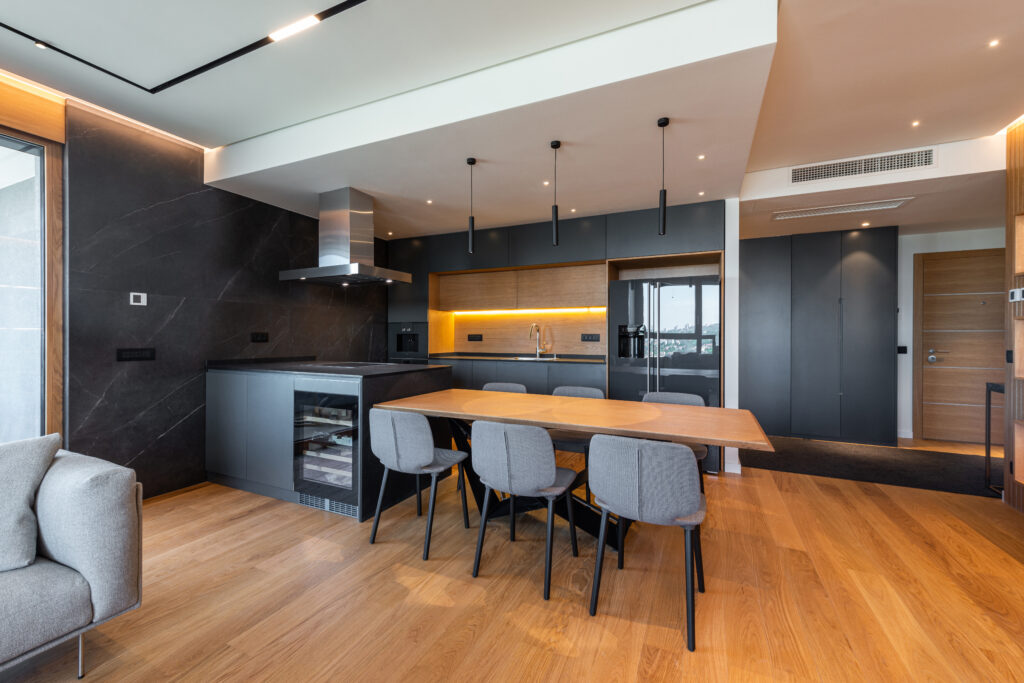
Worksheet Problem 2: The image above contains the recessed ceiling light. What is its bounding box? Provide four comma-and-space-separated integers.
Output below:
342, 282, 349, 287
698, 191, 705, 196
299, 277, 306, 280
426, 199, 433, 204
385, 279, 393, 284
912, 120, 920, 127
34, 41, 46, 49
543, 180, 550, 186
269, 15, 320, 42
697, 154, 706, 160
387, 231, 393, 236
989, 38, 1000, 47
861, 221, 870, 227
570, 208, 576, 213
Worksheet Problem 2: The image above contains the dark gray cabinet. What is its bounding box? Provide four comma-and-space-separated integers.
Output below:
244, 373, 293, 490
509, 216, 607, 266
791, 232, 843, 439
547, 362, 606, 394
429, 358, 606, 393
433, 359, 473, 388
429, 227, 510, 273
387, 237, 429, 323
606, 201, 724, 259
839, 227, 897, 444
206, 371, 247, 479
738, 227, 897, 445
738, 236, 791, 437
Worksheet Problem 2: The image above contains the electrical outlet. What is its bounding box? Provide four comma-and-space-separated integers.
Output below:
251, 332, 269, 343
129, 292, 147, 306
581, 333, 600, 342
468, 334, 483, 342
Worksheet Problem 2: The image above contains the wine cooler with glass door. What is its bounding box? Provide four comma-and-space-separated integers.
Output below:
294, 388, 360, 516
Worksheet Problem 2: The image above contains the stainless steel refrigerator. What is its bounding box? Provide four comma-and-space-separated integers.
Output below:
607, 275, 722, 470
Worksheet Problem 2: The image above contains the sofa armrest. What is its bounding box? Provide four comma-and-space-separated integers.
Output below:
34, 451, 142, 622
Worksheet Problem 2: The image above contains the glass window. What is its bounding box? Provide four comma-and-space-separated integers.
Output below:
0, 134, 44, 441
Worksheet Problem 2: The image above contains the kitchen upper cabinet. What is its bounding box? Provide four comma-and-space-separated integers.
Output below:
428, 228, 510, 273
388, 237, 429, 323
515, 264, 606, 309
509, 216, 607, 266
438, 270, 517, 310
606, 201, 724, 259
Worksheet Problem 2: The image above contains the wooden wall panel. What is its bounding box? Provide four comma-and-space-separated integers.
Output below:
922, 294, 1003, 330
437, 271, 516, 311
924, 403, 1004, 445
922, 248, 1004, 294
0, 74, 65, 143
452, 311, 606, 355
1006, 121, 1024, 500
516, 264, 605, 308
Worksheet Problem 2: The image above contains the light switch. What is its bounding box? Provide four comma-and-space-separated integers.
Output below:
129, 292, 147, 306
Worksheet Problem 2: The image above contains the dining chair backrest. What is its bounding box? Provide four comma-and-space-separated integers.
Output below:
368, 408, 434, 473
642, 391, 705, 407
588, 434, 700, 526
471, 421, 555, 495
482, 382, 527, 393
552, 385, 605, 399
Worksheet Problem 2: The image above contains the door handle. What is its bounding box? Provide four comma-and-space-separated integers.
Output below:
927, 355, 942, 363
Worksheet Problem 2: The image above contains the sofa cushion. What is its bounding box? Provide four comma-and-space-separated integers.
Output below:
0, 434, 60, 572
0, 558, 92, 664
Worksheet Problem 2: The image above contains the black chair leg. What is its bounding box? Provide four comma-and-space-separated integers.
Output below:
584, 446, 592, 505
422, 473, 439, 561
698, 459, 705, 493
617, 516, 626, 570
509, 494, 516, 541
694, 524, 705, 593
544, 498, 555, 600
565, 493, 578, 557
472, 487, 492, 577
458, 463, 470, 529
589, 508, 609, 616
416, 474, 422, 516
370, 467, 389, 544
684, 526, 696, 652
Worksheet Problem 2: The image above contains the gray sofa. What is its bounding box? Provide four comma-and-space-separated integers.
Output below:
0, 450, 142, 678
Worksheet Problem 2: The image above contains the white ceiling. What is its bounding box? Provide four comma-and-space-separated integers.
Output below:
211, 44, 775, 236
748, 0, 1024, 171
0, 0, 705, 147
739, 170, 1006, 239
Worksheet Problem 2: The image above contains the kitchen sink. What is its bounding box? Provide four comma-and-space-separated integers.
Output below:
511, 356, 558, 361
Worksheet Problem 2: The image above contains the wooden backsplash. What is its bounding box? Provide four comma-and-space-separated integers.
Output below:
452, 310, 606, 355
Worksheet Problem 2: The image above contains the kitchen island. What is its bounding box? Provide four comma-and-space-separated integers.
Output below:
205, 359, 451, 521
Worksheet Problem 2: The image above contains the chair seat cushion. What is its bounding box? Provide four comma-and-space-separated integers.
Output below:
0, 558, 92, 663
420, 448, 468, 474
535, 467, 580, 499
674, 494, 707, 528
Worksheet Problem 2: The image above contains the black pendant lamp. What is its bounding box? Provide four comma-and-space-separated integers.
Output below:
466, 157, 476, 254
657, 117, 669, 236
550, 140, 561, 246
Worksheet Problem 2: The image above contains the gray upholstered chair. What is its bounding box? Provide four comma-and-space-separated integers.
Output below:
549, 385, 604, 502
587, 434, 706, 651
642, 391, 709, 490
482, 382, 527, 393
368, 408, 470, 561
470, 421, 581, 600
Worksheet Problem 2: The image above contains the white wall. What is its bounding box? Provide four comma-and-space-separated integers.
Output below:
896, 226, 1005, 439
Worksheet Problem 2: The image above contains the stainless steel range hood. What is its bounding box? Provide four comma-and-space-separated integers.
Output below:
279, 188, 412, 285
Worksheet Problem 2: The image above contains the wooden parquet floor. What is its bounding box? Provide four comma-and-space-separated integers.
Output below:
11, 467, 1024, 682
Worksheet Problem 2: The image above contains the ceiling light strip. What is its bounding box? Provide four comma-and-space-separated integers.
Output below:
0, 0, 368, 95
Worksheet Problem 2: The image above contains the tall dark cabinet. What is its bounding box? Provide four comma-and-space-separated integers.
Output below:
739, 226, 897, 445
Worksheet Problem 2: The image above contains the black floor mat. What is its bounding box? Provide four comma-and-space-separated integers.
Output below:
740, 436, 1003, 498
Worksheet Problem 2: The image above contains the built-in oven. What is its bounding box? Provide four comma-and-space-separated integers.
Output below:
388, 322, 427, 360
293, 379, 360, 514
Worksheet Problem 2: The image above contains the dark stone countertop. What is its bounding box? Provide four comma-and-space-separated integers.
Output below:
428, 353, 605, 364
206, 360, 451, 378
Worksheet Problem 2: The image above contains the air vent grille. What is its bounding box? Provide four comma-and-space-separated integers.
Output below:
792, 149, 933, 183
298, 493, 357, 518
772, 197, 914, 221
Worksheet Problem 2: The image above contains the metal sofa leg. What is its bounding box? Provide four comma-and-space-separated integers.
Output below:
78, 633, 85, 679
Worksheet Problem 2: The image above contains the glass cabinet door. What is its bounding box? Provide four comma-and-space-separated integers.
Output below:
294, 391, 359, 503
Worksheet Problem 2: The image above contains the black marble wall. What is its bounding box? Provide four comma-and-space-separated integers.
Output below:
66, 103, 386, 497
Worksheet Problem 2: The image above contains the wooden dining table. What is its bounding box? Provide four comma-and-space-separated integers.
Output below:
374, 388, 774, 548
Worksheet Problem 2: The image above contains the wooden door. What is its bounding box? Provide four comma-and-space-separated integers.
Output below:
915, 248, 1005, 443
